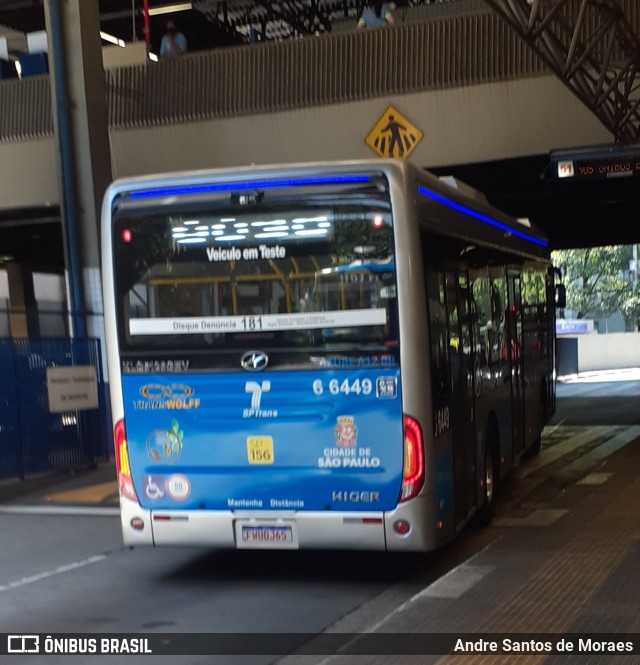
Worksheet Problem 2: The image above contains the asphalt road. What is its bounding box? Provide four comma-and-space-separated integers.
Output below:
554, 370, 640, 425
1, 371, 639, 664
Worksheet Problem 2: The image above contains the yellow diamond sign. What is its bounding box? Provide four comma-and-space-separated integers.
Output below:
365, 106, 423, 160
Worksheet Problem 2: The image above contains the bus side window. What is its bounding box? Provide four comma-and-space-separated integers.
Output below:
445, 272, 461, 395
426, 269, 450, 402
489, 272, 507, 378
491, 284, 501, 322
522, 270, 546, 322
471, 270, 491, 371
521, 268, 549, 361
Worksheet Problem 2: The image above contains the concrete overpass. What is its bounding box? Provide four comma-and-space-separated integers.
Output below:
0, 0, 639, 278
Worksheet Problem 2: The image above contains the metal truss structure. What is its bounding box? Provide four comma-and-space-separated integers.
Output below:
483, 0, 640, 143
194, 0, 335, 39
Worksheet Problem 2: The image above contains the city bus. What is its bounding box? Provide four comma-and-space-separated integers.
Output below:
101, 160, 557, 552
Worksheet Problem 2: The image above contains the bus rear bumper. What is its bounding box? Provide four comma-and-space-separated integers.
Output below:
384, 495, 438, 552
119, 494, 437, 552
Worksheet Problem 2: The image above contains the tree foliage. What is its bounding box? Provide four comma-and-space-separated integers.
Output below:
551, 246, 634, 322
622, 294, 640, 331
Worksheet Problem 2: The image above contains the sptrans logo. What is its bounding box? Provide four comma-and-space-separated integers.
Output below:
243, 381, 278, 418
134, 384, 200, 410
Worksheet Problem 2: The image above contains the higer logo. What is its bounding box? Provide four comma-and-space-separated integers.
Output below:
244, 381, 278, 419
332, 491, 380, 503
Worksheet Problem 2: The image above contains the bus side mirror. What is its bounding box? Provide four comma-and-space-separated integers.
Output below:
555, 284, 566, 309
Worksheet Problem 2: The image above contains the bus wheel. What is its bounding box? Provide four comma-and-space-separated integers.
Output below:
474, 431, 498, 527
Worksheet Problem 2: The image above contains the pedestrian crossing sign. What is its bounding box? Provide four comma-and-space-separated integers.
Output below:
365, 106, 423, 160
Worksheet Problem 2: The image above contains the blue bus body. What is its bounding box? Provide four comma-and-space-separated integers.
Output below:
102, 160, 553, 551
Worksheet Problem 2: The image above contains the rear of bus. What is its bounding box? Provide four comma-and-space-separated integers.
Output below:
102, 164, 428, 551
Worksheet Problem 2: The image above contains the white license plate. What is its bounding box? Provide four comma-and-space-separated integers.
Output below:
236, 522, 297, 549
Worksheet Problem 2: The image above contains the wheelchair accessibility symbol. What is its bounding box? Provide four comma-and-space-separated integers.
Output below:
142, 475, 165, 500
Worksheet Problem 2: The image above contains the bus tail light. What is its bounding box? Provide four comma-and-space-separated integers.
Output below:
399, 415, 425, 502
114, 419, 138, 502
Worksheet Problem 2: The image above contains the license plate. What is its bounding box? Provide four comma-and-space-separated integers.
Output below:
236, 522, 297, 549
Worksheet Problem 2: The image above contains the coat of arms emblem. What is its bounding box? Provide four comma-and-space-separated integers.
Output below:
335, 416, 357, 447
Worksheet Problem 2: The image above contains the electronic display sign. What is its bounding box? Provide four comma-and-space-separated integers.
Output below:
550, 145, 640, 181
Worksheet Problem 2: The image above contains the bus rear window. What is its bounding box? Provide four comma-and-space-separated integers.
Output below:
113, 183, 397, 352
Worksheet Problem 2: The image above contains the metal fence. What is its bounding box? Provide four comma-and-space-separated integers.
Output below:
106, 12, 547, 129
0, 338, 111, 480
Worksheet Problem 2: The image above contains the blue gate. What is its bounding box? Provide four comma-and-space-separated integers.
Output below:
0, 338, 110, 480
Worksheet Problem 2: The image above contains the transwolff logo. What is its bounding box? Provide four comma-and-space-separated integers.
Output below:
134, 384, 200, 410
243, 381, 278, 419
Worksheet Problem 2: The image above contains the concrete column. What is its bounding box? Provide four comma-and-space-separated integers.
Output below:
43, 0, 112, 356
7, 263, 40, 339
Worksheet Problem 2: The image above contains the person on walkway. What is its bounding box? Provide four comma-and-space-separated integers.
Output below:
357, 2, 395, 29
160, 19, 188, 58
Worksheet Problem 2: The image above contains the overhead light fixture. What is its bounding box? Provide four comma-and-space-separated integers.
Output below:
100, 31, 125, 47
148, 2, 192, 16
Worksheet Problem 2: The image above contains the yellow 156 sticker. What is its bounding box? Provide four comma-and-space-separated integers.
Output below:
247, 436, 274, 465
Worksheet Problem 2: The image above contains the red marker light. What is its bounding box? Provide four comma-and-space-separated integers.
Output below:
372, 215, 384, 228
130, 517, 145, 531
393, 520, 411, 535
122, 229, 132, 243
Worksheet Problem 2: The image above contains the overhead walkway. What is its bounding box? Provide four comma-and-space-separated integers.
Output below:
1, 1, 550, 142
0, 0, 638, 257
3, 0, 638, 145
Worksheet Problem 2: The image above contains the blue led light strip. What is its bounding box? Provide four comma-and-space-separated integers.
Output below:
417, 185, 548, 248
130, 174, 372, 199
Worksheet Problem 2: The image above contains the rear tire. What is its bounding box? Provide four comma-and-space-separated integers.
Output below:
474, 429, 498, 527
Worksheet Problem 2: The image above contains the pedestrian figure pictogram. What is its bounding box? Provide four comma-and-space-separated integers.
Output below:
365, 106, 423, 160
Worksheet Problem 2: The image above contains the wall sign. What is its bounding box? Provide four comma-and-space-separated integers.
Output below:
46, 365, 98, 413
365, 105, 423, 160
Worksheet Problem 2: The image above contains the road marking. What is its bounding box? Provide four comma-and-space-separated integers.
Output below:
513, 426, 610, 479
294, 541, 497, 665
560, 425, 640, 476
0, 505, 119, 517
0, 554, 107, 593
370, 542, 495, 624
559, 368, 640, 383
493, 508, 569, 528
577, 472, 614, 485
545, 418, 566, 436
413, 563, 493, 599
